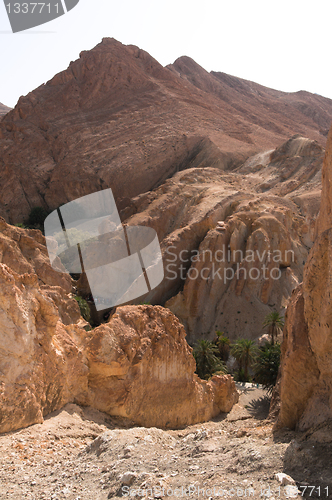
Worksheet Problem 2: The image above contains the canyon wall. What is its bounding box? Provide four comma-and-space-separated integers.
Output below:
0, 219, 238, 433
276, 128, 332, 430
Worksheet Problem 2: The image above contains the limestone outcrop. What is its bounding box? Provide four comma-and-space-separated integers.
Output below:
0, 218, 238, 433
275, 128, 332, 430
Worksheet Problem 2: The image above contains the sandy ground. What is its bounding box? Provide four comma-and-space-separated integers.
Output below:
0, 386, 331, 500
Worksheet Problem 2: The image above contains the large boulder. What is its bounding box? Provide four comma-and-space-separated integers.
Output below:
83, 305, 239, 428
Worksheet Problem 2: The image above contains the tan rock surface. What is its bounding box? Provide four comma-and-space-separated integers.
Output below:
1, 39, 332, 223
275, 127, 332, 430
0, 262, 88, 433
119, 136, 322, 342
83, 305, 239, 428
0, 219, 238, 433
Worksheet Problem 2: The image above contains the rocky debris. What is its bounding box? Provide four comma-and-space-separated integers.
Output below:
1, 38, 332, 223
275, 472, 297, 486
275, 127, 332, 431
0, 218, 238, 433
1, 391, 330, 500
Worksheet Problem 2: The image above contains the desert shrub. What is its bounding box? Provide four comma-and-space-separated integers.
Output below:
27, 206, 49, 227
75, 296, 91, 323
234, 368, 247, 383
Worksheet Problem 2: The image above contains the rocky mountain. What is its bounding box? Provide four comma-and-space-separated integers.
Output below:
0, 38, 330, 343
0, 102, 11, 117
1, 38, 332, 224
275, 126, 332, 431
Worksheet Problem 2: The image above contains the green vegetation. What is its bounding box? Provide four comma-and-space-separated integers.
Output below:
230, 339, 258, 381
252, 342, 281, 394
74, 296, 91, 323
27, 206, 49, 229
193, 339, 227, 380
262, 311, 284, 345
214, 331, 230, 361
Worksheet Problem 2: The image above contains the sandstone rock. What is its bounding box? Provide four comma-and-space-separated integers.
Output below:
0, 220, 239, 433
275, 127, 332, 430
110, 135, 323, 343
82, 305, 239, 428
317, 128, 332, 234
0, 262, 89, 433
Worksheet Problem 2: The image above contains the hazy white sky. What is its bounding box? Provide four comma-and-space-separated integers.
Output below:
1, 0, 331, 108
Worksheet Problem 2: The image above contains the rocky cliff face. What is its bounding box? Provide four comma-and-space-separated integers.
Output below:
275, 128, 332, 430
116, 135, 323, 342
1, 38, 332, 224
0, 219, 238, 433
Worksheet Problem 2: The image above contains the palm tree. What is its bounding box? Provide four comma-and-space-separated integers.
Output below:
230, 339, 258, 381
252, 342, 281, 394
193, 340, 226, 380
214, 331, 231, 361
263, 311, 284, 345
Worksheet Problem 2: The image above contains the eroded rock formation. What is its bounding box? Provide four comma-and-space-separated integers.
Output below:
0, 218, 238, 433
275, 127, 332, 430
120, 135, 323, 342
83, 305, 238, 428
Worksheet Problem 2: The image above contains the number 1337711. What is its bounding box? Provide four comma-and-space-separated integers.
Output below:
6, 3, 59, 14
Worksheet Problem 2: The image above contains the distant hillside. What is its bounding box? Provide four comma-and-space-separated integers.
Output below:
0, 102, 11, 117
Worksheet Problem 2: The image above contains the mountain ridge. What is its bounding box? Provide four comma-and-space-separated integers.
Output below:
1, 37, 332, 223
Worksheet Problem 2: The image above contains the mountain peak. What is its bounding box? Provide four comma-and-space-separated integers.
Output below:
1, 38, 332, 223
